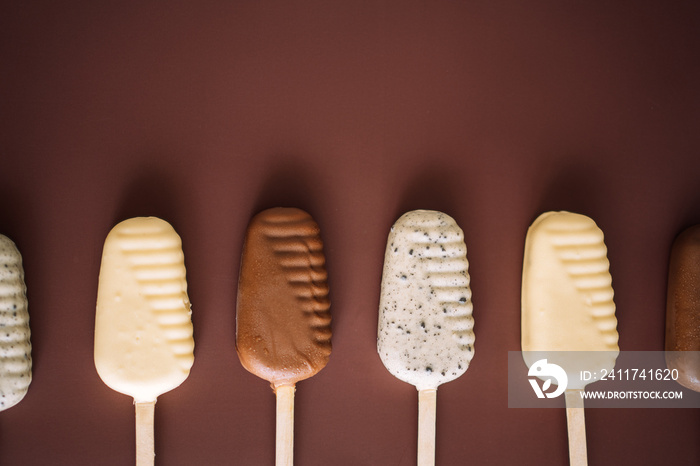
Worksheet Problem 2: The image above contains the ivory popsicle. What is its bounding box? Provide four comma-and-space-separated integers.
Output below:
0, 235, 31, 412
377, 210, 475, 466
522, 211, 619, 466
95, 217, 194, 466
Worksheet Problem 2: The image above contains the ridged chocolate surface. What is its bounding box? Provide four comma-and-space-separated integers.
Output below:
236, 208, 331, 389
0, 235, 31, 411
665, 225, 700, 391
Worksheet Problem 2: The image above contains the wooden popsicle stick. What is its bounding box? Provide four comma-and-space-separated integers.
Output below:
418, 388, 437, 466
565, 389, 587, 466
135, 400, 156, 466
276, 385, 296, 466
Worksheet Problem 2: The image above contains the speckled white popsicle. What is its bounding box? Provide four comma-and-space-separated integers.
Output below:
378, 210, 474, 466
0, 235, 31, 412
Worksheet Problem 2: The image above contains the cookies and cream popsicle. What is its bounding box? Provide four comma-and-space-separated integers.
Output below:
522, 211, 618, 466
665, 225, 700, 392
0, 235, 31, 412
378, 210, 474, 466
95, 217, 194, 466
236, 207, 331, 466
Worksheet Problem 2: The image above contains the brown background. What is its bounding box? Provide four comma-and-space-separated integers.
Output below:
1, 1, 699, 465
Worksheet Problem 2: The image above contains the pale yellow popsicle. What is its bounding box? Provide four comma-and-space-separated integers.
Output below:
521, 211, 618, 466
522, 211, 618, 370
95, 217, 194, 465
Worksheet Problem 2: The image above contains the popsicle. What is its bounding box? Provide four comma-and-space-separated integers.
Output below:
522, 211, 618, 466
377, 210, 474, 466
236, 207, 331, 466
0, 235, 31, 412
665, 225, 700, 391
94, 217, 194, 466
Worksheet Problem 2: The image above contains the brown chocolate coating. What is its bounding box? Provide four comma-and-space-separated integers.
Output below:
236, 208, 331, 390
665, 225, 700, 392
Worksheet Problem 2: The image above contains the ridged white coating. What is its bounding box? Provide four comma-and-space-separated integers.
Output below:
0, 235, 31, 411
95, 217, 194, 402
378, 210, 474, 391
522, 211, 619, 387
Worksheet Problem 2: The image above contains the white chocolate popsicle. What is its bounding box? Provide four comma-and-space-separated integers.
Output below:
0, 235, 31, 412
95, 217, 194, 466
378, 210, 474, 466
521, 211, 618, 466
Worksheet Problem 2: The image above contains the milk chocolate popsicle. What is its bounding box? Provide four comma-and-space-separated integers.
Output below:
95, 217, 194, 466
378, 210, 474, 466
0, 235, 31, 412
665, 225, 700, 391
236, 207, 331, 466
522, 211, 618, 466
